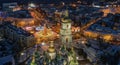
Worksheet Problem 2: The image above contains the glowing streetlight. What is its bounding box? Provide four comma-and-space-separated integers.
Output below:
21, 52, 24, 55
81, 40, 87, 44
76, 56, 79, 60
29, 3, 36, 8
41, 42, 46, 46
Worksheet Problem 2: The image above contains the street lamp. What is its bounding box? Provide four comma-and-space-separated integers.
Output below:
81, 40, 87, 44
41, 42, 46, 46
76, 56, 79, 60
21, 52, 24, 56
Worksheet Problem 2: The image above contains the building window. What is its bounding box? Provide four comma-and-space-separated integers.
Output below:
66, 38, 68, 43
67, 25, 69, 28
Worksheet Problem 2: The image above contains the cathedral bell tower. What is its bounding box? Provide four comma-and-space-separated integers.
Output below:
60, 10, 72, 47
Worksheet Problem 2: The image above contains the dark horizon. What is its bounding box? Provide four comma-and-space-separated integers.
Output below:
0, 0, 118, 4
0, 0, 77, 6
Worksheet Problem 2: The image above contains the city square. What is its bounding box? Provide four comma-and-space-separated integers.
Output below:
0, 0, 120, 65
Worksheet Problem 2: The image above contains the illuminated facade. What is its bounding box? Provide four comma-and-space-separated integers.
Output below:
60, 10, 72, 47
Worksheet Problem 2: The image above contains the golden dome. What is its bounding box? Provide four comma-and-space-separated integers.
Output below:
48, 41, 55, 53
61, 18, 71, 23
43, 62, 47, 65
48, 47, 55, 53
